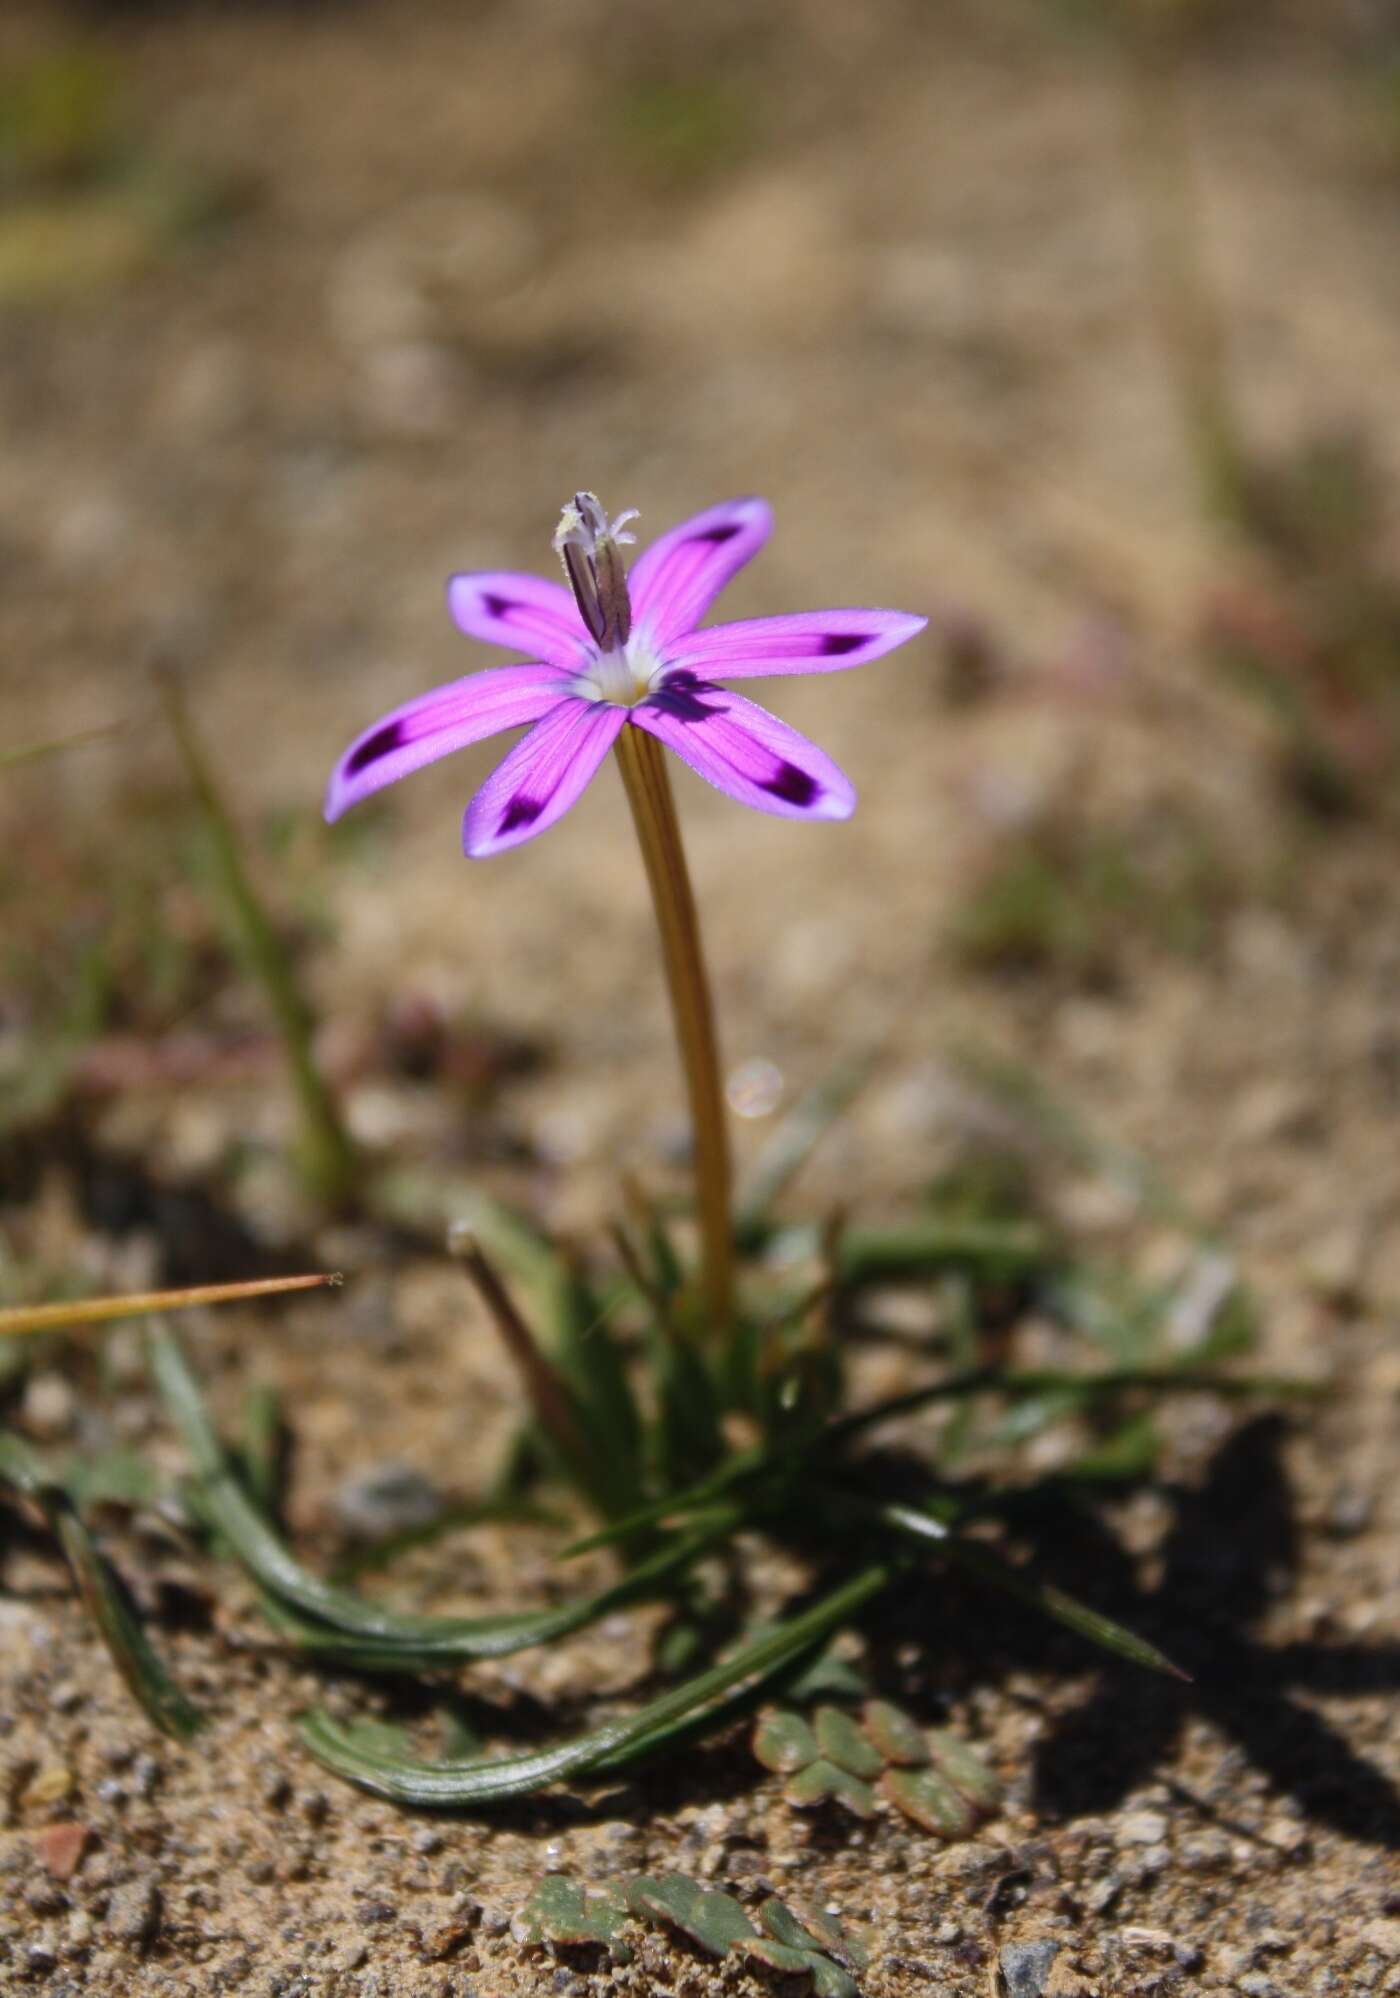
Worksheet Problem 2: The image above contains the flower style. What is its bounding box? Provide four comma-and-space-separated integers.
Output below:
325, 494, 927, 857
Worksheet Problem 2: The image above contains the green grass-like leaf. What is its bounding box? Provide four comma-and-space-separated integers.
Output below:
874, 1497, 1186, 1678
296, 1562, 894, 1806
149, 1324, 723, 1662
0, 1433, 204, 1741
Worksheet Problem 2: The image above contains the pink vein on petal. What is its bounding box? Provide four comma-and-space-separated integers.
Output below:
447, 571, 592, 669
632, 681, 855, 822
666, 609, 928, 681
325, 665, 575, 821
463, 698, 627, 857
627, 497, 773, 648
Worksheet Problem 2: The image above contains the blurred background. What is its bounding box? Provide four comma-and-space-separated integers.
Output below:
2, 0, 1399, 1267
2, 6, 1400, 1977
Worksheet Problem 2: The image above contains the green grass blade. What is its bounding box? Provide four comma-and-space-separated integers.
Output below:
248, 1520, 731, 1665
0, 720, 123, 773
551, 1265, 644, 1500
150, 1325, 718, 1658
238, 1382, 286, 1524
876, 1498, 1185, 1679
330, 1498, 561, 1581
54, 1507, 207, 1739
836, 1219, 1053, 1286
828, 1364, 1319, 1449
561, 1448, 772, 1556
0, 1433, 205, 1740
157, 668, 356, 1207
297, 1562, 895, 1805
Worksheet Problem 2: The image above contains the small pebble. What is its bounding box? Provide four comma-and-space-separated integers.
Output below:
334, 1463, 445, 1540
26, 1876, 66, 1915
35, 1822, 88, 1881
106, 1876, 161, 1952
22, 1372, 77, 1441
261, 1769, 292, 1811
24, 1764, 76, 1811
1324, 1486, 1373, 1538
998, 1938, 1061, 1998
129, 1755, 162, 1801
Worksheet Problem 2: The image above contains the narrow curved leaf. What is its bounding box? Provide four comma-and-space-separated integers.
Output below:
150, 1324, 719, 1659
297, 1563, 894, 1806
0, 1434, 204, 1741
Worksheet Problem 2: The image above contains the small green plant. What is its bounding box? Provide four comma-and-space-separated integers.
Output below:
754, 1697, 1001, 1837
0, 48, 125, 192
515, 1871, 873, 1996
157, 670, 359, 1208
0, 491, 1308, 1838
952, 807, 1231, 982
1203, 431, 1400, 820
614, 75, 752, 187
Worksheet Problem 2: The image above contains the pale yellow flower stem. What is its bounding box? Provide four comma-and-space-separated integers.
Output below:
613, 724, 734, 1330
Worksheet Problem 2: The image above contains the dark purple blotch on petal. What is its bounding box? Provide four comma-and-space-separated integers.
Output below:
345, 718, 410, 775
819, 632, 867, 656
761, 760, 820, 807
498, 794, 544, 836
650, 671, 725, 724
692, 523, 742, 546
482, 591, 513, 619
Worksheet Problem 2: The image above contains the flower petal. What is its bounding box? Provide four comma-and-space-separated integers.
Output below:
631, 678, 855, 822
627, 497, 773, 647
463, 697, 626, 858
665, 608, 927, 680
325, 666, 574, 821
447, 571, 591, 668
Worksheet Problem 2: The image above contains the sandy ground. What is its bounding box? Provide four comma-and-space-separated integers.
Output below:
1, 2, 1398, 1991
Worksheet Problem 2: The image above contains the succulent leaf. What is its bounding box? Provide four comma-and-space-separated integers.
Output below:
753, 1708, 818, 1773
785, 1758, 879, 1818
927, 1727, 1001, 1810
861, 1698, 930, 1766
814, 1703, 884, 1779
881, 1765, 976, 1837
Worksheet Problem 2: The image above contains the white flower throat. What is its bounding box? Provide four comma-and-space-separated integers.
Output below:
573, 634, 664, 708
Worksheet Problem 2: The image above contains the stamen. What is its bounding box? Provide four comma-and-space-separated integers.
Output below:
554, 492, 637, 650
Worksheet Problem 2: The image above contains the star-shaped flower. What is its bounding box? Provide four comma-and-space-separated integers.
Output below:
325, 495, 926, 856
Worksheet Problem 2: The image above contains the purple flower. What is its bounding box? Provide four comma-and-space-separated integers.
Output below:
325, 494, 927, 857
